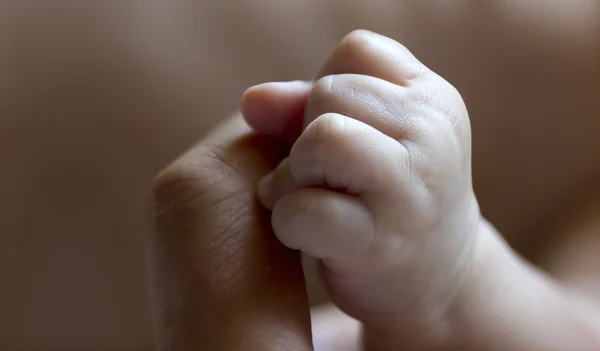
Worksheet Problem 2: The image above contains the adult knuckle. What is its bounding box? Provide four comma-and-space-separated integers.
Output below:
152, 146, 244, 219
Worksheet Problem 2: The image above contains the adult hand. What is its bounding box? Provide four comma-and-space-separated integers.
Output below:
148, 113, 315, 351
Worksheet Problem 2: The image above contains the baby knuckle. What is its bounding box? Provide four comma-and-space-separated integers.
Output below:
421, 77, 469, 124
338, 29, 376, 60
444, 80, 465, 104
305, 113, 348, 146
291, 114, 349, 179
442, 81, 468, 118
312, 75, 337, 102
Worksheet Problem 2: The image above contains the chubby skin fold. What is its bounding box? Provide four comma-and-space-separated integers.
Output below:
242, 30, 600, 350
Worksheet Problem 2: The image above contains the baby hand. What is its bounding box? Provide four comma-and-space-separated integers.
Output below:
245, 31, 479, 337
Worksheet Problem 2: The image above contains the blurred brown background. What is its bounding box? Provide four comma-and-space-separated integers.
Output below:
0, 1, 598, 350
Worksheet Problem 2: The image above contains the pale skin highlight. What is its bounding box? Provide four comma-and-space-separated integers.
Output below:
2, 1, 599, 349
241, 30, 600, 350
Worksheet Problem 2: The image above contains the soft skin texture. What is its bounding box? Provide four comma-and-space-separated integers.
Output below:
242, 30, 600, 350
252, 31, 479, 334
1, 1, 599, 350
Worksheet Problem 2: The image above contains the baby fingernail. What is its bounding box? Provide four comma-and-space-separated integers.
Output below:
257, 172, 275, 208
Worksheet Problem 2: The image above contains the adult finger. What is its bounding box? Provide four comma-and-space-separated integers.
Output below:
149, 113, 313, 351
